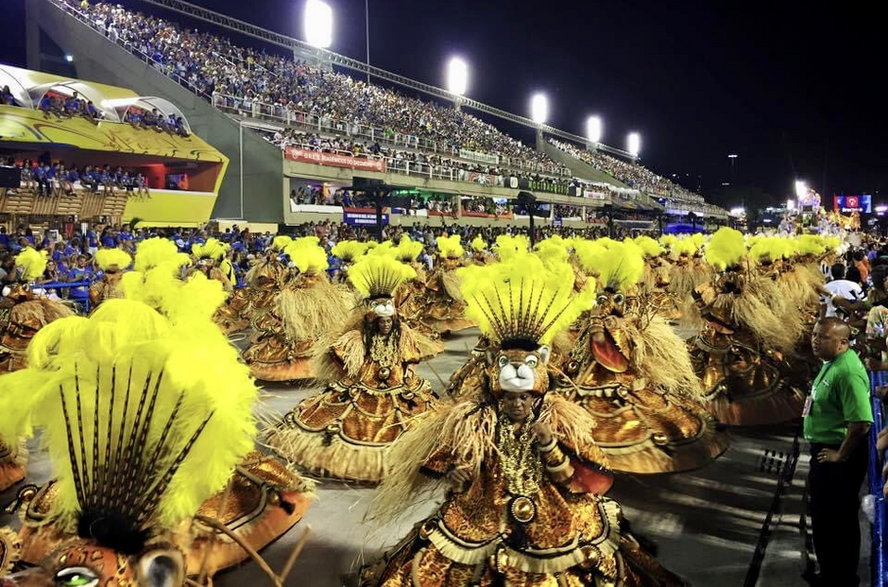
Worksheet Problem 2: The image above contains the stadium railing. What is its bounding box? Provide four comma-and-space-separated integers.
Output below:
33, 280, 92, 313
870, 371, 888, 587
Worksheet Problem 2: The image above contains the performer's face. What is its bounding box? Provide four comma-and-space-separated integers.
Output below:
500, 391, 535, 423
377, 316, 393, 335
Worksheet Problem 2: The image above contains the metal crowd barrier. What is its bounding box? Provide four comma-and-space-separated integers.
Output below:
35, 280, 92, 313
870, 370, 888, 587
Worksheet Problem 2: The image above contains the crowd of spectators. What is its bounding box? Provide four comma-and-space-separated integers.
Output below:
63, 0, 569, 178
37, 90, 102, 123
1, 86, 19, 107
2, 158, 149, 198
548, 138, 705, 204
124, 107, 190, 136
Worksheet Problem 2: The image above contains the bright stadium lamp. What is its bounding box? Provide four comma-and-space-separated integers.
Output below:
627, 132, 641, 157
530, 93, 548, 125
304, 0, 333, 49
446, 57, 469, 97
787, 199, 796, 210
586, 115, 603, 144
794, 179, 807, 199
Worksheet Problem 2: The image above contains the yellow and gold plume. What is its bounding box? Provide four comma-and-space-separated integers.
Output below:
284, 241, 329, 274
331, 240, 369, 263
396, 236, 424, 263
133, 237, 190, 273
348, 255, 416, 299
470, 235, 488, 252
634, 235, 663, 258
576, 239, 644, 292
459, 251, 593, 348
191, 237, 228, 261
494, 234, 530, 260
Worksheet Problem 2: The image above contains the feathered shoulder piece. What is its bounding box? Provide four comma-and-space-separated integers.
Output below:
436, 234, 464, 259
0, 298, 256, 554
191, 237, 228, 261
459, 252, 593, 349
396, 236, 424, 262
348, 256, 416, 299
493, 234, 530, 260
704, 227, 746, 270
284, 241, 328, 275
331, 240, 369, 263
575, 239, 644, 293
95, 248, 132, 272
14, 247, 47, 281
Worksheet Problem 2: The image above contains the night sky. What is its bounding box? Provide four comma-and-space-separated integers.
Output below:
3, 0, 888, 209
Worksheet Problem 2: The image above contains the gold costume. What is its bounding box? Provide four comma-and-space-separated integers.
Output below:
267, 256, 439, 483
365, 251, 686, 586
689, 229, 805, 426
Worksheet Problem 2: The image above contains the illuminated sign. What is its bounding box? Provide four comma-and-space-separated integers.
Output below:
833, 194, 872, 213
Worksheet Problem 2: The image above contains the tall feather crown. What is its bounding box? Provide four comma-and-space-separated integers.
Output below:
191, 237, 228, 261
705, 227, 746, 270
14, 247, 47, 281
331, 239, 369, 262
348, 256, 416, 299
95, 248, 132, 272
436, 234, 464, 258
459, 252, 593, 349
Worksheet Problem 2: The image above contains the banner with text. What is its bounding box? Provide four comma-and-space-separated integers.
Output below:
343, 207, 389, 226
459, 148, 500, 166
285, 147, 386, 172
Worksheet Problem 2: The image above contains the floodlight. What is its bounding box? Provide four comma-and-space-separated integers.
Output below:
530, 93, 548, 125
787, 199, 796, 210
729, 206, 745, 217
446, 57, 469, 97
304, 0, 333, 48
586, 115, 602, 143
627, 132, 641, 157
64, 54, 74, 63
794, 180, 807, 199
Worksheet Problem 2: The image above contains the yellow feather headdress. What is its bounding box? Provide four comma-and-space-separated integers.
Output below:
634, 235, 663, 258
271, 235, 293, 251
0, 296, 256, 552
494, 234, 530, 260
436, 234, 464, 258
396, 236, 424, 262
470, 235, 488, 252
704, 227, 746, 270
133, 237, 190, 273
331, 240, 369, 262
348, 256, 417, 299
284, 241, 329, 274
95, 248, 132, 272
14, 247, 48, 281
459, 252, 594, 348
576, 239, 644, 292
191, 237, 228, 261
534, 237, 569, 266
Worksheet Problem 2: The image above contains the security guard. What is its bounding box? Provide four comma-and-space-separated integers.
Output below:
805, 317, 873, 586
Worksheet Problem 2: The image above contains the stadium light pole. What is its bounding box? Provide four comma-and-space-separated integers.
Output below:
627, 132, 641, 159
530, 93, 548, 150
446, 57, 469, 110
586, 115, 602, 150
304, 0, 333, 49
728, 153, 738, 184
794, 179, 808, 200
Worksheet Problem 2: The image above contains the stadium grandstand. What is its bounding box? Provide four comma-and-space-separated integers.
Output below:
16, 0, 727, 235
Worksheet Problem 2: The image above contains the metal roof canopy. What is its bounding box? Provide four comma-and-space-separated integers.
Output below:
0, 66, 32, 108
28, 80, 119, 121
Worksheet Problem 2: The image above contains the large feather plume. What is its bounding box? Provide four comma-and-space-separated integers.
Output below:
331, 240, 369, 262
704, 227, 746, 270
436, 234, 464, 258
133, 238, 190, 274
191, 237, 228, 261
494, 234, 530, 260
14, 247, 47, 281
396, 236, 424, 262
284, 241, 329, 274
95, 248, 132, 272
576, 239, 644, 292
347, 256, 416, 299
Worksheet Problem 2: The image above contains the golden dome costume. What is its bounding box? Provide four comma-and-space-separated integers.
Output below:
0, 267, 312, 584
689, 228, 805, 426
242, 239, 351, 382
390, 237, 444, 356
363, 252, 686, 587
554, 240, 728, 474
88, 248, 131, 308
266, 256, 439, 483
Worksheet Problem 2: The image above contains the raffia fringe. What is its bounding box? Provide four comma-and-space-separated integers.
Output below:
266, 425, 387, 483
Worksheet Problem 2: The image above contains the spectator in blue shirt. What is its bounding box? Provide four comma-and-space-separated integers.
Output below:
100, 228, 116, 248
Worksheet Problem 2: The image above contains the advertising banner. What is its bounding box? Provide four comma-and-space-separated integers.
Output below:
833, 194, 872, 213
459, 148, 500, 165
285, 147, 386, 172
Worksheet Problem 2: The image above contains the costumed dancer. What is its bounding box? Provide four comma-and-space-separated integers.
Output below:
266, 255, 439, 483
0, 269, 312, 583
469, 235, 493, 264
661, 234, 709, 331
226, 235, 292, 330
420, 234, 475, 335
554, 239, 728, 473
362, 251, 687, 586
392, 236, 444, 355
243, 238, 351, 382
689, 227, 805, 426
0, 248, 73, 373
635, 235, 682, 322
331, 239, 370, 284
88, 248, 131, 308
